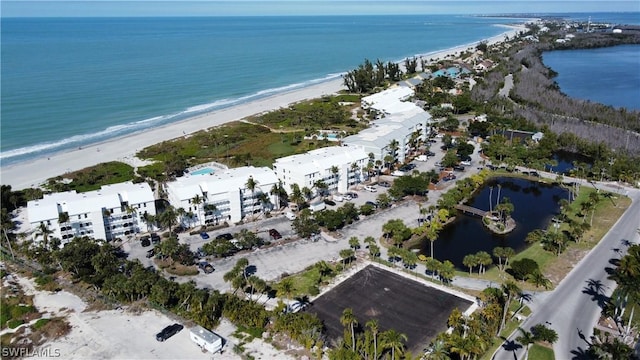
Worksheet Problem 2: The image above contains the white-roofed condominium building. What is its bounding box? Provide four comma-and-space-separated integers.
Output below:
26, 182, 156, 245
165, 166, 279, 226
272, 146, 369, 196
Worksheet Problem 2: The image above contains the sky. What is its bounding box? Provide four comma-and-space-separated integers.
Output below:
1, 0, 639, 17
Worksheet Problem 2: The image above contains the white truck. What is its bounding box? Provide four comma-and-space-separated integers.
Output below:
309, 201, 326, 213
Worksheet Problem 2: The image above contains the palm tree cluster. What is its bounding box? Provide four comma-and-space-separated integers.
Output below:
589, 243, 640, 358
329, 309, 408, 360
342, 59, 405, 94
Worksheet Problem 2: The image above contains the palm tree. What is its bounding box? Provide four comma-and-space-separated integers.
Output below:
381, 329, 407, 360
330, 165, 340, 192
516, 328, 536, 360
500, 281, 521, 334
191, 194, 203, 225
350, 162, 360, 185
424, 339, 449, 360
245, 176, 258, 220
289, 183, 305, 209
340, 308, 358, 351
277, 277, 295, 301
463, 254, 478, 275
35, 222, 53, 248
57, 211, 70, 241
366, 319, 380, 360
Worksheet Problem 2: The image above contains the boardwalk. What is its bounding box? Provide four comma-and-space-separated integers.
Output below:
455, 204, 489, 217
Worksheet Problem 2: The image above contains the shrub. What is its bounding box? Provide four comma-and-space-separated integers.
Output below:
509, 258, 540, 281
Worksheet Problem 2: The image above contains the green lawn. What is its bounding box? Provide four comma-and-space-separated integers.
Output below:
529, 343, 555, 360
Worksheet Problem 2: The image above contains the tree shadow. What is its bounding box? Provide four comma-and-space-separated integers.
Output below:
245, 264, 257, 277
582, 278, 610, 310
570, 346, 592, 359
500, 337, 522, 353
620, 239, 633, 248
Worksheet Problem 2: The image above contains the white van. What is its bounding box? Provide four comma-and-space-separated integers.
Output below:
333, 194, 344, 202
285, 212, 296, 221
364, 185, 377, 192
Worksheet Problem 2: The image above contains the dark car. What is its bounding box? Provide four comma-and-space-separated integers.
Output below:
215, 233, 233, 241
378, 181, 391, 188
426, 151, 436, 157
150, 233, 161, 244
156, 323, 183, 342
365, 201, 378, 208
269, 228, 282, 240
146, 248, 155, 258
323, 199, 336, 206
453, 165, 465, 172
199, 232, 210, 240
198, 261, 214, 274
141, 237, 151, 247
347, 192, 359, 199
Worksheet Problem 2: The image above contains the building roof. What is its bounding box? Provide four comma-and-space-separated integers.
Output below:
26, 182, 155, 223
101, 182, 155, 204
273, 146, 368, 174
361, 86, 414, 112
343, 112, 432, 150
166, 166, 279, 201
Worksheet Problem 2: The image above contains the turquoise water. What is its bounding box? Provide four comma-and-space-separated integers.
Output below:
1, 13, 638, 165
190, 168, 215, 176
542, 44, 640, 111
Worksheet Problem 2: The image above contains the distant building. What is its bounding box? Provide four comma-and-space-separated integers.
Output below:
361, 86, 415, 115
273, 146, 369, 195
343, 111, 433, 164
165, 166, 279, 225
27, 182, 156, 245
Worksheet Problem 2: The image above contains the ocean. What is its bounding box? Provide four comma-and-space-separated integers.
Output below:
1, 13, 638, 165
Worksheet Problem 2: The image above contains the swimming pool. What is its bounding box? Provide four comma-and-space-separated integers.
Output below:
190, 167, 215, 176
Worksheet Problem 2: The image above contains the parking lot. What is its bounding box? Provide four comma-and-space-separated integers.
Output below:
306, 264, 474, 354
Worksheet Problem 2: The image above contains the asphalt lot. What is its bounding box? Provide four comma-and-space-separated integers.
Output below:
306, 264, 473, 354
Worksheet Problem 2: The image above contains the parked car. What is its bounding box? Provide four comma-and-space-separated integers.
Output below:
150, 233, 161, 244
347, 192, 359, 199
324, 199, 336, 206
146, 248, 155, 258
199, 232, 210, 239
269, 228, 282, 240
215, 233, 233, 241
285, 211, 296, 220
416, 155, 428, 161
141, 237, 151, 247
378, 181, 391, 188
364, 185, 377, 192
156, 323, 183, 342
365, 201, 378, 208
333, 194, 344, 202
453, 165, 465, 172
198, 261, 214, 274
286, 301, 308, 314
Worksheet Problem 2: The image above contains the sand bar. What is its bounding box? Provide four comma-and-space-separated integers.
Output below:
0, 26, 523, 190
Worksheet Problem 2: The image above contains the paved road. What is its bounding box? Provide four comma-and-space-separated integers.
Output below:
493, 181, 640, 360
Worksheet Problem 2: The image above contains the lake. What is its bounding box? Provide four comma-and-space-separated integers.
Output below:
420, 177, 569, 269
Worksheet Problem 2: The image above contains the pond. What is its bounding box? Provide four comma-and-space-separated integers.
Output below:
546, 150, 592, 175
418, 177, 570, 269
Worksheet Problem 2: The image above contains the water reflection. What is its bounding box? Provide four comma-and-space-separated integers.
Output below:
419, 177, 570, 269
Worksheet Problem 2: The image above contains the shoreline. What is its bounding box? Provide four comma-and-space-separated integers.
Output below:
0, 26, 523, 190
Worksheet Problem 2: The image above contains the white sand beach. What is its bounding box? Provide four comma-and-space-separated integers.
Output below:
0, 25, 523, 190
